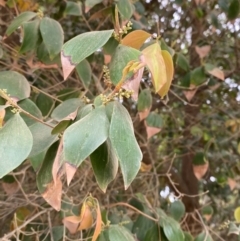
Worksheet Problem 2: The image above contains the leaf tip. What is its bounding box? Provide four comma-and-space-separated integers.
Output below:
61, 51, 76, 80
65, 162, 77, 185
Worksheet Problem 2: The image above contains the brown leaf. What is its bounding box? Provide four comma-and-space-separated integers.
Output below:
207, 68, 225, 81
140, 162, 152, 172
78, 205, 93, 231
228, 178, 237, 191
0, 0, 5, 6
122, 67, 144, 101
61, 51, 76, 80
139, 109, 150, 121
203, 214, 212, 221
144, 121, 161, 139
63, 201, 93, 234
0, 109, 6, 127
193, 162, 209, 180
42, 177, 62, 211
183, 85, 197, 102
195, 45, 211, 59
2, 181, 19, 195
65, 162, 77, 185
104, 54, 111, 64
92, 201, 102, 241
121, 30, 151, 50
52, 138, 63, 185
63, 216, 81, 234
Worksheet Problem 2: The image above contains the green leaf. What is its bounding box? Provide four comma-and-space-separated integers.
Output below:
76, 104, 93, 121
28, 122, 58, 157
103, 37, 119, 55
227, 222, 240, 236
218, 0, 229, 11
176, 53, 189, 72
36, 93, 54, 117
51, 120, 71, 135
227, 0, 240, 20
76, 59, 92, 88
109, 44, 140, 85
108, 225, 135, 241
4, 99, 43, 126
117, 0, 134, 20
157, 209, 184, 241
0, 113, 33, 178
132, 213, 155, 240
169, 200, 185, 221
36, 41, 60, 65
65, 1, 82, 16
202, 206, 213, 216
29, 150, 47, 172
143, 225, 161, 241
6, 11, 37, 36
63, 106, 109, 168
0, 71, 30, 101
191, 67, 206, 85
40, 17, 64, 59
137, 89, 152, 112
108, 101, 142, 189
36, 142, 58, 193
17, 99, 43, 126
85, 0, 102, 11
51, 98, 84, 122
194, 232, 212, 241
160, 39, 175, 56
184, 232, 194, 241
90, 139, 118, 192
61, 30, 113, 79
161, 217, 184, 241
20, 19, 41, 54
57, 88, 81, 101
146, 112, 163, 128
193, 152, 206, 165
50, 226, 64, 241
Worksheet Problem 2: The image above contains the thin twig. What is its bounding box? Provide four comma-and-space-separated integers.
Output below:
2, 209, 50, 240
107, 202, 158, 222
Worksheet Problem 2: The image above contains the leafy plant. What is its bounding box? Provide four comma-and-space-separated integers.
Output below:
0, 0, 240, 240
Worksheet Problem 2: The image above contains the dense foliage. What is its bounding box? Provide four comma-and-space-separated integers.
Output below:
0, 0, 240, 240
